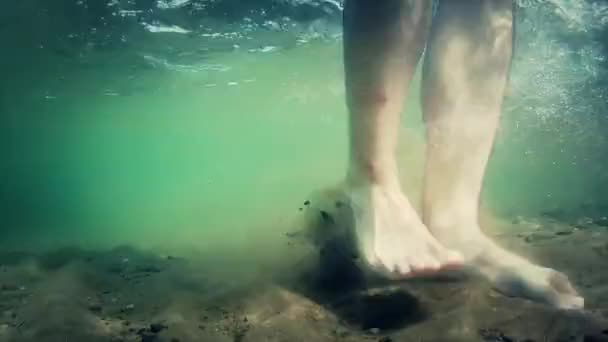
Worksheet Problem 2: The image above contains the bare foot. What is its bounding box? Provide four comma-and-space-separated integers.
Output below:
430, 225, 584, 310
346, 182, 463, 279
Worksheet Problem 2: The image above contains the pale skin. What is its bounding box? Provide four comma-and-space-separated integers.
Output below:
343, 0, 584, 309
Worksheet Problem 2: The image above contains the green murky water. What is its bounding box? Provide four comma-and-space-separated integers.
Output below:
1, 0, 607, 254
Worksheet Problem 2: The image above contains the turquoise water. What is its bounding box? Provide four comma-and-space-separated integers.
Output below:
1, 0, 607, 254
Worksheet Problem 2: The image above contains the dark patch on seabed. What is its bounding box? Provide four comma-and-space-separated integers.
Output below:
2, 200, 608, 341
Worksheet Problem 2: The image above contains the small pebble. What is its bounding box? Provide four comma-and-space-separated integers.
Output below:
304, 200, 311, 206
370, 328, 380, 335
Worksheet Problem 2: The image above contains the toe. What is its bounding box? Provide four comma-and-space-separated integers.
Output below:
561, 295, 584, 310
393, 263, 412, 278
409, 257, 428, 273
547, 271, 584, 310
408, 255, 441, 276
440, 249, 465, 269
506, 271, 584, 310
425, 257, 441, 271
547, 291, 584, 310
548, 270, 579, 296
426, 241, 463, 269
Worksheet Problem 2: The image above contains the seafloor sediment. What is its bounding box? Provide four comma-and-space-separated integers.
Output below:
1, 200, 608, 342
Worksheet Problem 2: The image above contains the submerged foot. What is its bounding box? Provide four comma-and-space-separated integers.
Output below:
346, 182, 463, 279
430, 225, 584, 310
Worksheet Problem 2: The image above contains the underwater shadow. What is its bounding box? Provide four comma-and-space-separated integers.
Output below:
279, 190, 431, 333
277, 189, 608, 341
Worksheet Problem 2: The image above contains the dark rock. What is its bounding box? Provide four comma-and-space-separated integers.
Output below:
137, 328, 158, 342
170, 339, 180, 342
88, 304, 103, 313
320, 210, 335, 225
0, 284, 18, 291
150, 323, 167, 333
135, 266, 162, 273
335, 201, 344, 208
479, 328, 515, 342
379, 337, 393, 342
140, 333, 157, 342
555, 231, 573, 236
584, 334, 608, 342
304, 200, 311, 206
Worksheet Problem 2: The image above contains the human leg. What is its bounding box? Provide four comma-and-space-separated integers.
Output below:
420, 0, 583, 309
343, 0, 462, 278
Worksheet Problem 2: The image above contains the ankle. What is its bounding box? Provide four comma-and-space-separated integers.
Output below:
424, 211, 476, 233
347, 160, 401, 189
423, 211, 485, 250
423, 196, 479, 227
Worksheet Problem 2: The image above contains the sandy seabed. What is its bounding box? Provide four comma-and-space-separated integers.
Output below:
1, 197, 608, 342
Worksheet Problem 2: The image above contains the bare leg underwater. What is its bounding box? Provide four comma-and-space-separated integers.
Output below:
341, 0, 583, 309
